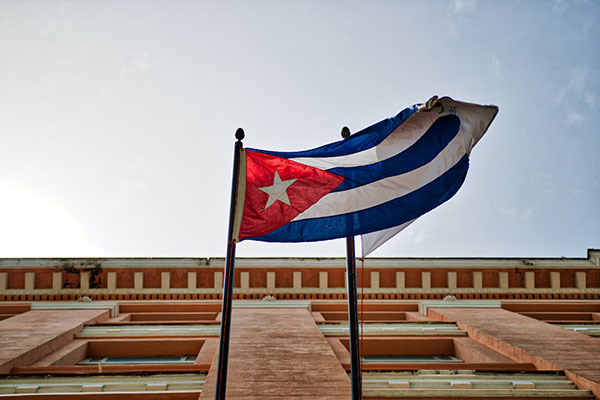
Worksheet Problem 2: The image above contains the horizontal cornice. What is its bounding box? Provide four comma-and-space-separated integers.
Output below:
0, 249, 599, 270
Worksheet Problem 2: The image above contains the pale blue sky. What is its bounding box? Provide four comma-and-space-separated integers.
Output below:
0, 0, 598, 258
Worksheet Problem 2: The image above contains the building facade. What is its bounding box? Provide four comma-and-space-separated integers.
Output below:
0, 249, 599, 399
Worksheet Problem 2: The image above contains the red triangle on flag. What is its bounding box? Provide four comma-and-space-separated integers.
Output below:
238, 150, 344, 240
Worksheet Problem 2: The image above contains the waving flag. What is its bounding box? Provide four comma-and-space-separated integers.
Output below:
233, 96, 498, 255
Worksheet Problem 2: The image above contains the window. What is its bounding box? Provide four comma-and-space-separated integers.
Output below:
329, 337, 528, 371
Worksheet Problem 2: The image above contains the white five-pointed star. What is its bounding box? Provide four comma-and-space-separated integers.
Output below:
258, 171, 297, 210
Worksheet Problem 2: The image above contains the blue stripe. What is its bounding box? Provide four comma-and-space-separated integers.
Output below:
246, 155, 469, 242
248, 105, 419, 159
330, 115, 460, 191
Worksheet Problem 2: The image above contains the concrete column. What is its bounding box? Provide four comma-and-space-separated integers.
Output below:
187, 272, 197, 290
447, 272, 457, 289
550, 271, 560, 290
293, 271, 302, 290
214, 271, 223, 290
266, 272, 276, 289
576, 272, 587, 290
107, 272, 117, 290
134, 272, 144, 290
24, 273, 35, 291
319, 271, 328, 290
525, 271, 535, 290
240, 272, 249, 289
161, 272, 170, 290
52, 273, 62, 290
396, 271, 405, 289
0, 273, 8, 290
499, 272, 509, 289
370, 271, 380, 289
421, 271, 431, 289
473, 271, 483, 289
80, 272, 90, 290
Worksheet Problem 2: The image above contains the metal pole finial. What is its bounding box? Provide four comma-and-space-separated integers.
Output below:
341, 126, 351, 139
235, 128, 245, 141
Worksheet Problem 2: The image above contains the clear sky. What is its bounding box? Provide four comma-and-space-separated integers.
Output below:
1, 0, 598, 259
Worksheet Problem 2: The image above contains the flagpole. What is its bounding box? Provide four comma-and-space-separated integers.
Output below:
215, 128, 245, 400
341, 126, 362, 400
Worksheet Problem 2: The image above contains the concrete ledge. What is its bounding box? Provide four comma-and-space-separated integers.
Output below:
31, 301, 119, 318
1, 250, 598, 269
231, 300, 311, 309
420, 300, 501, 316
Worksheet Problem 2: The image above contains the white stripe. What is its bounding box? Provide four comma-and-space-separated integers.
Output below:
289, 111, 439, 169
356, 99, 497, 257
361, 219, 415, 258
442, 97, 498, 154
289, 99, 496, 171
292, 131, 467, 221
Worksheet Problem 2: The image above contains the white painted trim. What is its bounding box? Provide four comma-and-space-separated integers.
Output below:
31, 301, 119, 317
525, 272, 535, 290
0, 374, 206, 394
80, 272, 90, 290
319, 271, 328, 290
419, 300, 502, 316
187, 272, 197, 290
396, 272, 405, 290
266, 272, 276, 289
371, 271, 380, 289
447, 272, 457, 290
421, 272, 431, 289
134, 272, 144, 290
52, 272, 62, 290
161, 272, 170, 290
24, 273, 35, 291
0, 272, 7, 291
231, 300, 311, 309
240, 271, 249, 289
1, 252, 598, 270
473, 271, 482, 289
213, 271, 223, 290
293, 271, 302, 290
499, 272, 509, 289
576, 272, 587, 289
550, 271, 561, 289
107, 272, 117, 290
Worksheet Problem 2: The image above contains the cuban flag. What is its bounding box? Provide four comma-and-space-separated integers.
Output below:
232, 96, 498, 256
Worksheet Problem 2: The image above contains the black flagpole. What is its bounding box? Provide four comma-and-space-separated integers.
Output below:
215, 128, 245, 400
341, 126, 362, 400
